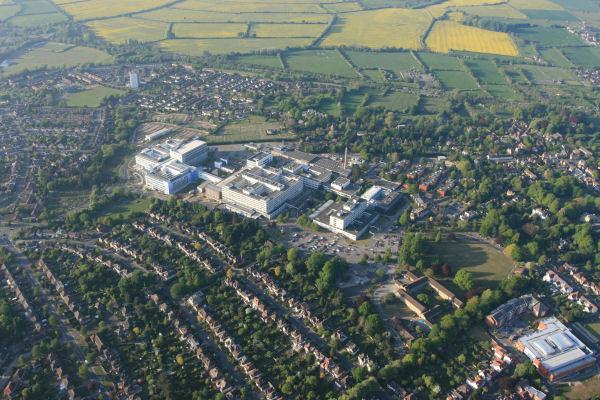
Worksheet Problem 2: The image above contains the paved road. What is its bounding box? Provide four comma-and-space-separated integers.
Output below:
373, 283, 406, 356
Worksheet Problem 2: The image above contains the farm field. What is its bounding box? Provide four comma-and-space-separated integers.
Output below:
284, 50, 358, 78
513, 26, 584, 47
432, 240, 514, 294
433, 70, 479, 90
47, 0, 593, 58
417, 52, 464, 71
66, 86, 125, 107
465, 59, 507, 85
485, 84, 521, 100
87, 17, 169, 43
520, 64, 578, 83
345, 50, 424, 73
551, 0, 599, 11
456, 4, 527, 19
56, 0, 174, 21
426, 20, 519, 56
362, 69, 385, 83
367, 91, 419, 111
538, 47, 574, 68
560, 46, 600, 69
321, 8, 431, 50
232, 54, 283, 69
250, 23, 325, 38
172, 23, 248, 39
2, 42, 113, 76
9, 12, 67, 26
159, 38, 312, 56
0, 4, 19, 21
205, 115, 292, 144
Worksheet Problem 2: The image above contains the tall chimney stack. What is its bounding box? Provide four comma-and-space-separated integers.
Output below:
344, 147, 348, 170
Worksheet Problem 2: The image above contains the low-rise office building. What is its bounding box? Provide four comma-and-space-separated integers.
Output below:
518, 317, 596, 381
311, 198, 377, 240
144, 160, 198, 195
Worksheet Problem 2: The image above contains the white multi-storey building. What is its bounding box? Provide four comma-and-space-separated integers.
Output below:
169, 139, 208, 166
129, 71, 139, 89
144, 160, 197, 195
219, 166, 303, 219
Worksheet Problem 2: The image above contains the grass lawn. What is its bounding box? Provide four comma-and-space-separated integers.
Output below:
557, 375, 600, 400
206, 115, 294, 144
485, 84, 521, 100
520, 64, 578, 82
514, 26, 584, 47
318, 98, 341, 117
431, 240, 514, 294
584, 320, 600, 339
561, 46, 600, 69
538, 47, 574, 68
101, 197, 151, 218
382, 298, 415, 319
66, 86, 125, 107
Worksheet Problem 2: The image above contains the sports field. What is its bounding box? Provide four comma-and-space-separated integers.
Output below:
432, 240, 514, 292
205, 115, 293, 144
66, 86, 125, 107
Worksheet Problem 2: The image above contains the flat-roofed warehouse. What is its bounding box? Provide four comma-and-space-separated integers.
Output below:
517, 317, 596, 381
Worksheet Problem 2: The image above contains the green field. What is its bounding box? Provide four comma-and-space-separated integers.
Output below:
0, 4, 20, 20
21, 0, 57, 14
2, 42, 114, 75
206, 115, 294, 144
232, 54, 283, 69
538, 47, 574, 68
66, 86, 126, 107
514, 26, 584, 47
434, 70, 479, 90
485, 84, 521, 100
367, 91, 419, 111
362, 69, 385, 82
465, 59, 507, 85
417, 52, 463, 71
521, 9, 578, 21
9, 12, 67, 26
345, 50, 424, 73
432, 240, 514, 295
318, 98, 341, 117
520, 64, 578, 82
159, 38, 312, 56
549, 0, 599, 12
284, 50, 358, 78
560, 46, 600, 69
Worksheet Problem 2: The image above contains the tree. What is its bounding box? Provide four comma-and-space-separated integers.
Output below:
176, 355, 184, 365
287, 248, 299, 263
78, 364, 90, 380
170, 282, 185, 299
442, 263, 451, 277
435, 230, 442, 243
366, 314, 383, 335
399, 209, 410, 226
359, 301, 374, 316
226, 268, 233, 279
375, 268, 385, 279
453, 269, 474, 291
352, 367, 368, 382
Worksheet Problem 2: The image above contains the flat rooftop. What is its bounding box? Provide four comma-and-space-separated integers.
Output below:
519, 317, 595, 376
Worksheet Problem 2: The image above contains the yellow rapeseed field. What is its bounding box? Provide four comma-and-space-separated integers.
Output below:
321, 9, 432, 50
86, 17, 169, 43
426, 20, 519, 56
175, 0, 324, 13
56, 0, 174, 20
251, 23, 326, 38
172, 23, 248, 38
